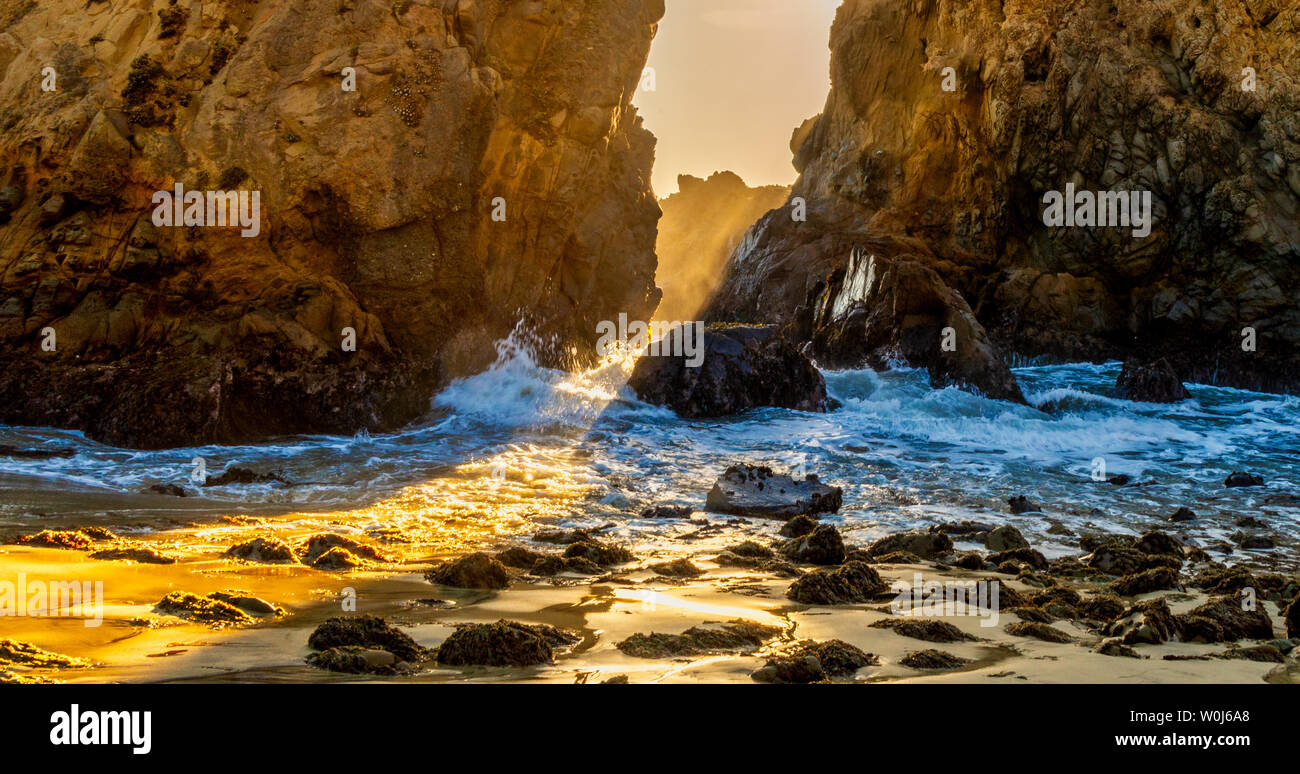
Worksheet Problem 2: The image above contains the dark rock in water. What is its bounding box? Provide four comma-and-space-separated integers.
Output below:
871, 618, 976, 643
751, 640, 876, 683
203, 467, 289, 486
425, 553, 512, 590
787, 561, 887, 605
626, 324, 831, 418
648, 558, 704, 578
89, 546, 175, 564
985, 524, 1029, 552
0, 445, 75, 459
1234, 516, 1266, 528
562, 540, 635, 566
704, 464, 842, 520
616, 620, 781, 659
1007, 495, 1039, 514
1108, 599, 1180, 645
640, 505, 694, 519
900, 649, 973, 670
866, 529, 953, 560
436, 620, 579, 667
778, 524, 846, 565
932, 521, 994, 540
225, 536, 297, 564
207, 591, 282, 617
80, 526, 119, 541
15, 530, 93, 550
147, 483, 188, 497
1114, 358, 1190, 403
1180, 596, 1273, 641
1133, 531, 1184, 558
307, 646, 402, 675
154, 591, 254, 626
1108, 568, 1182, 596
1236, 533, 1275, 550
1083, 544, 1180, 576
1094, 639, 1142, 658
986, 547, 1048, 571
311, 547, 365, 570
778, 514, 819, 538
494, 547, 548, 570
1105, 474, 1133, 486
1224, 471, 1264, 487
299, 534, 385, 564
532, 528, 605, 545
1221, 644, 1286, 663
1167, 507, 1196, 522
308, 615, 423, 662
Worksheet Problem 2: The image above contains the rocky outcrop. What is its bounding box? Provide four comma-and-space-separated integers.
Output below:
627, 323, 831, 417
704, 463, 842, 520
1114, 357, 1191, 402
654, 171, 788, 321
706, 0, 1300, 395
0, 0, 664, 447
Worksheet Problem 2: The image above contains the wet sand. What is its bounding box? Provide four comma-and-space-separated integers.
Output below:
2, 494, 1295, 684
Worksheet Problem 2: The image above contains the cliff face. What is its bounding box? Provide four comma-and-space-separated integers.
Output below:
654, 171, 788, 322
0, 0, 663, 448
708, 0, 1300, 394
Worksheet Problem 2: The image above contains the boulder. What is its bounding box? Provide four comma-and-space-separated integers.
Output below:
307, 615, 423, 662
778, 524, 846, 565
751, 639, 876, 683
786, 561, 887, 605
1114, 358, 1190, 403
866, 530, 953, 560
436, 620, 579, 667
616, 621, 780, 659
628, 324, 831, 418
425, 553, 512, 590
1225, 472, 1264, 488
986, 525, 1029, 552
704, 464, 842, 520
225, 536, 297, 564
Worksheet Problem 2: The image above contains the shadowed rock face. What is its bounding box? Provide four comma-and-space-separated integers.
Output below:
707, 0, 1300, 395
0, 0, 664, 448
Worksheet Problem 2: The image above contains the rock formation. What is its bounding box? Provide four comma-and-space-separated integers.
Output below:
0, 0, 664, 447
706, 0, 1300, 395
654, 171, 788, 321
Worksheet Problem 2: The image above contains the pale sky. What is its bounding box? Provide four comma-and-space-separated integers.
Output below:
635, 0, 842, 196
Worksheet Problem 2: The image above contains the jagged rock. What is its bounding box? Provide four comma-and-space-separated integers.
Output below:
639, 505, 693, 520
1225, 472, 1265, 488
871, 618, 977, 643
532, 528, 604, 545
1236, 533, 1276, 550
616, 620, 781, 659
1114, 358, 1191, 402
425, 553, 512, 590
225, 536, 297, 564
495, 547, 548, 570
1078, 594, 1127, 622
310, 547, 365, 571
308, 616, 423, 662
986, 525, 1029, 552
899, 649, 973, 670
1191, 565, 1256, 596
1108, 599, 1180, 646
721, 541, 774, 559
778, 524, 846, 566
1008, 495, 1040, 514
1133, 531, 1184, 558
778, 514, 818, 538
647, 558, 704, 578
154, 591, 254, 626
704, 464, 841, 520
436, 620, 579, 667
147, 483, 188, 497
702, 0, 1300, 394
562, 540, 635, 566
307, 646, 403, 675
751, 640, 876, 683
787, 561, 887, 605
627, 324, 831, 418
1285, 595, 1300, 639
1094, 639, 1142, 659
1179, 596, 1274, 641
89, 545, 175, 564
204, 467, 288, 487
869, 550, 925, 565
0, 0, 665, 448
529, 555, 602, 577
299, 534, 385, 564
1168, 507, 1196, 522
15, 530, 93, 550
933, 521, 994, 540
987, 548, 1049, 571
866, 530, 953, 560
1109, 568, 1182, 596
0, 639, 90, 670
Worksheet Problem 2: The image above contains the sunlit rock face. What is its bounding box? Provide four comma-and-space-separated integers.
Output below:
708, 0, 1300, 393
654, 171, 788, 322
0, 0, 663, 447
